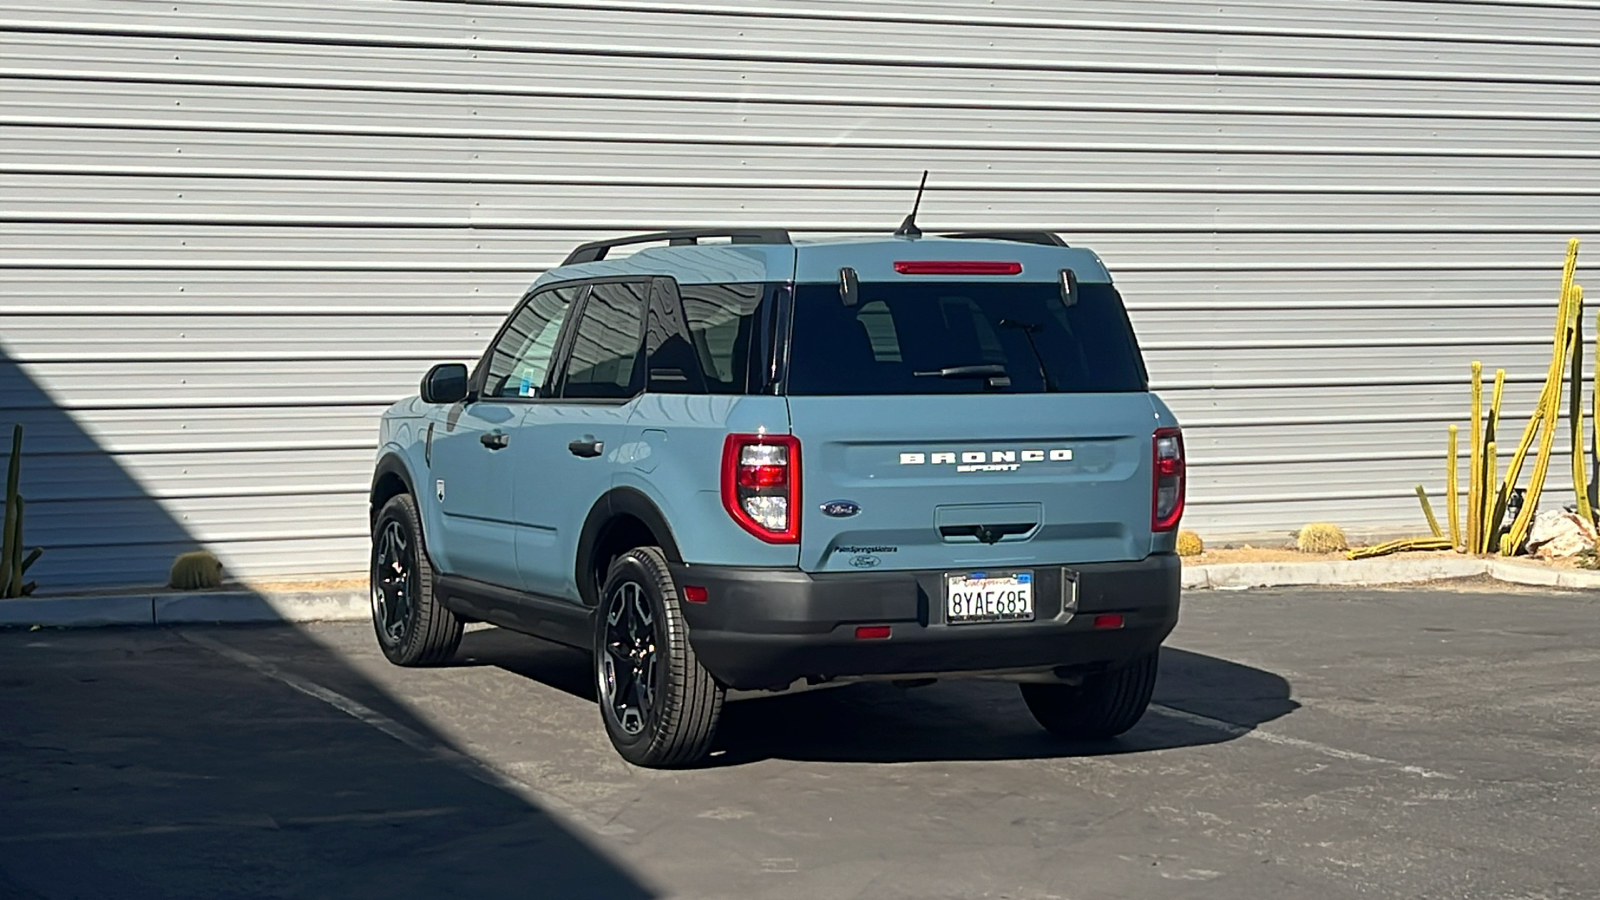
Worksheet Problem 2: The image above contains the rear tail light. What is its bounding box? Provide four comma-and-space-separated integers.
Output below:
1152, 427, 1185, 532
721, 433, 801, 543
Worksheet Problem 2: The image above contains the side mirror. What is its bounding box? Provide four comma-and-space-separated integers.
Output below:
420, 363, 469, 404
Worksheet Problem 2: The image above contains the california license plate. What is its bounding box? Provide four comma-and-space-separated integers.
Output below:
944, 570, 1035, 625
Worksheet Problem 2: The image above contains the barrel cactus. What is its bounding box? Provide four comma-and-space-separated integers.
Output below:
1296, 522, 1349, 554
1175, 530, 1204, 557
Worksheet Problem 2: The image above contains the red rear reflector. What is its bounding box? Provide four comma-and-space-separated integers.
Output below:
854, 625, 892, 640
1093, 614, 1125, 630
894, 260, 1022, 276
736, 464, 788, 488
683, 585, 708, 603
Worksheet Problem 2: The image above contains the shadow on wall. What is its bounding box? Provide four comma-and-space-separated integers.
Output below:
0, 349, 654, 897
1, 342, 223, 591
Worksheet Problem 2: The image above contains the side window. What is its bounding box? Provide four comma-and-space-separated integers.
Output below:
483, 286, 578, 399
680, 283, 764, 394
561, 281, 647, 400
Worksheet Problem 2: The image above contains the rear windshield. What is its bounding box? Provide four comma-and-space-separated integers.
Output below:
784, 281, 1148, 396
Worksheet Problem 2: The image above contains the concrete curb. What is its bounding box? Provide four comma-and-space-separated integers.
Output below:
1187, 556, 1490, 590
1184, 556, 1600, 591
4, 558, 1597, 629
1, 589, 369, 629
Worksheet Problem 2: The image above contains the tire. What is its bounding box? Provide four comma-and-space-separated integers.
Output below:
370, 492, 463, 666
1020, 650, 1159, 740
594, 546, 723, 768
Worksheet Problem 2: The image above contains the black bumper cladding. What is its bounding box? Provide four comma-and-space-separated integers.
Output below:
669, 555, 1181, 691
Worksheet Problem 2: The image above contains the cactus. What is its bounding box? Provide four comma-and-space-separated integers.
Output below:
1505, 281, 1583, 555
1498, 241, 1581, 554
1467, 361, 1483, 555
169, 550, 224, 591
1175, 530, 1204, 558
1414, 485, 1443, 539
1, 424, 43, 599
1347, 536, 1454, 561
1482, 369, 1506, 552
1572, 303, 1592, 524
1296, 522, 1348, 554
1446, 425, 1461, 549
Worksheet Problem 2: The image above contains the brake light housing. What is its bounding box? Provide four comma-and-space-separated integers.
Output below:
1152, 427, 1185, 532
893, 260, 1022, 276
721, 433, 801, 543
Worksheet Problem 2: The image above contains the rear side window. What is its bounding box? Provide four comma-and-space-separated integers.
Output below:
785, 281, 1147, 396
682, 283, 763, 393
561, 281, 647, 400
645, 282, 776, 396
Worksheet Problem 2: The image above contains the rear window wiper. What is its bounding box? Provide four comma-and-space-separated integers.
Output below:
913, 364, 1007, 379
912, 364, 1011, 388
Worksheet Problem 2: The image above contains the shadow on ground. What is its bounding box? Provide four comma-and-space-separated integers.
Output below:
457, 628, 1298, 766
0, 625, 654, 900
2, 337, 651, 898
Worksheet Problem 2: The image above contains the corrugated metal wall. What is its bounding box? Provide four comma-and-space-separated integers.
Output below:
3, 0, 1598, 588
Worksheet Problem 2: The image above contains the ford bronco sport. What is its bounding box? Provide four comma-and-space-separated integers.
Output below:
370, 226, 1184, 767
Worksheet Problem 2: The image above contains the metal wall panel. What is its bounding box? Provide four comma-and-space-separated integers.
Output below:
2, 0, 1598, 588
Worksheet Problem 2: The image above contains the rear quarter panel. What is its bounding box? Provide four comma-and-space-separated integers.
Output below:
618, 394, 797, 567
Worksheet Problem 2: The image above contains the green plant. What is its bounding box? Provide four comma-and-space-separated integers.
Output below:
169, 550, 223, 590
1175, 530, 1204, 557
1296, 522, 1349, 554
0, 424, 43, 598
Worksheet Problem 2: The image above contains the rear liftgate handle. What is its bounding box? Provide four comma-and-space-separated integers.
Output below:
568, 435, 604, 458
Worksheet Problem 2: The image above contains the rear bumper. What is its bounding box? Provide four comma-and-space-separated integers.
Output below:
669, 554, 1181, 691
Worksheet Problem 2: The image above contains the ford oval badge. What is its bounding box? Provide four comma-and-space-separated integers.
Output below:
821, 500, 861, 518
849, 555, 881, 569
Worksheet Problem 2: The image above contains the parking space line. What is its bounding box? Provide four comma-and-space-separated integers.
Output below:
1149, 703, 1455, 780
0, 808, 463, 844
179, 631, 635, 836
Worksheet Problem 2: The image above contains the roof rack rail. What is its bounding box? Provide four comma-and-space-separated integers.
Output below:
940, 230, 1068, 248
562, 228, 793, 265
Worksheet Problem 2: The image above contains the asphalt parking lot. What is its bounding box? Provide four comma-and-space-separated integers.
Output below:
2, 583, 1597, 900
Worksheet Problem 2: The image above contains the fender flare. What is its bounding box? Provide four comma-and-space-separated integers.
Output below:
575, 487, 684, 607
371, 451, 452, 574
370, 452, 419, 525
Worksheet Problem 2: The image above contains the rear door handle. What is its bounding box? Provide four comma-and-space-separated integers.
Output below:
938, 522, 1035, 544
568, 436, 604, 458
479, 430, 509, 450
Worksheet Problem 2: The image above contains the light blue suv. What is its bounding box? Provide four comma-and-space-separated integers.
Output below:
370, 227, 1184, 767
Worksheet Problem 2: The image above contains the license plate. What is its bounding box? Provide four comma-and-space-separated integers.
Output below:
944, 570, 1035, 625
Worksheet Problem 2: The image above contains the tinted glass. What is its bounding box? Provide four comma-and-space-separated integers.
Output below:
680, 283, 764, 394
562, 281, 647, 399
786, 281, 1146, 395
483, 286, 577, 398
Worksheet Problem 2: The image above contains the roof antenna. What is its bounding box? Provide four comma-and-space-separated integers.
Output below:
894, 170, 929, 239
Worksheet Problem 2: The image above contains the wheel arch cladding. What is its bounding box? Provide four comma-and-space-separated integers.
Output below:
370, 455, 415, 529
577, 488, 684, 608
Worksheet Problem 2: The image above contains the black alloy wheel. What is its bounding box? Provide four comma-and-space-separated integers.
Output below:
594, 547, 722, 767
369, 493, 462, 666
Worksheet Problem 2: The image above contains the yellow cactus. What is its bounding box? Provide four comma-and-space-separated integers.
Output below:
169, 550, 224, 591
1296, 522, 1348, 554
1175, 530, 1204, 557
